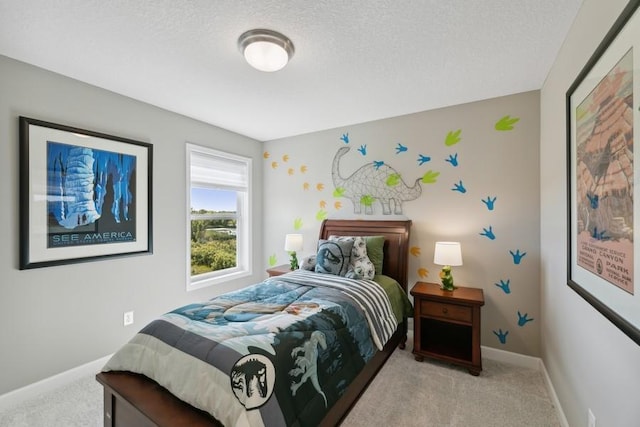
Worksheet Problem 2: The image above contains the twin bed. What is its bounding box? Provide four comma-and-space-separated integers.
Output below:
96, 219, 412, 426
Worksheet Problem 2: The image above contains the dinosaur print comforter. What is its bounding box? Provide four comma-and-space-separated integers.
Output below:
102, 270, 411, 427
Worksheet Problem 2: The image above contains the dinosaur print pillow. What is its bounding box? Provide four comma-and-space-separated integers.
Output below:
329, 236, 375, 280
315, 239, 353, 277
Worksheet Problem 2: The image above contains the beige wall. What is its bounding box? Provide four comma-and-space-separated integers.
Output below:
541, 0, 640, 425
0, 55, 264, 395
264, 91, 541, 356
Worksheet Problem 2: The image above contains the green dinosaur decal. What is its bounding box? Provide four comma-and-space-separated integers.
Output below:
293, 218, 303, 230
386, 173, 401, 187
421, 170, 440, 184
316, 209, 328, 221
268, 254, 277, 267
445, 129, 462, 146
333, 187, 346, 198
360, 195, 375, 206
495, 115, 520, 131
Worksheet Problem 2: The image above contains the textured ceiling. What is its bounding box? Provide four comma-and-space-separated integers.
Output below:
0, 0, 583, 141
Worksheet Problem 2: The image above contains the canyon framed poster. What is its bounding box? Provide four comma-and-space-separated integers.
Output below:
19, 117, 153, 269
567, 0, 640, 345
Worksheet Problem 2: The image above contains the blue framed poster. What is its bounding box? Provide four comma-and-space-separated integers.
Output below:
19, 117, 153, 269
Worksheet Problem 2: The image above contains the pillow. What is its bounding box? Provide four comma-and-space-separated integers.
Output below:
315, 239, 353, 276
330, 235, 375, 280
301, 254, 317, 271
364, 236, 385, 275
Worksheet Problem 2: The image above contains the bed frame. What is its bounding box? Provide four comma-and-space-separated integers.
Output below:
96, 219, 412, 426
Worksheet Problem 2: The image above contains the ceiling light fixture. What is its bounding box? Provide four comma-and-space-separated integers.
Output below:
238, 29, 295, 72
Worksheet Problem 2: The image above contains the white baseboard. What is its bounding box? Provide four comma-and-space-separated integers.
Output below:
0, 354, 112, 412
482, 345, 540, 369
539, 358, 570, 427
482, 346, 569, 427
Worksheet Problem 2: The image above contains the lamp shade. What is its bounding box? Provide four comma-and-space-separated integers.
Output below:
238, 29, 295, 72
284, 234, 303, 252
433, 242, 463, 266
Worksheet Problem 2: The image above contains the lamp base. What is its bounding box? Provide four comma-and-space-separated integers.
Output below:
439, 266, 456, 291
440, 283, 457, 292
289, 252, 299, 270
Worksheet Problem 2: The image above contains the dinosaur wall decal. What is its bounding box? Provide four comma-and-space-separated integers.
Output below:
331, 146, 422, 215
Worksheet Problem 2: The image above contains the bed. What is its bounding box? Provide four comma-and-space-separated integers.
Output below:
96, 219, 412, 426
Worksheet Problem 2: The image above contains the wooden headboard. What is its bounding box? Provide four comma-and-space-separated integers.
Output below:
319, 219, 412, 292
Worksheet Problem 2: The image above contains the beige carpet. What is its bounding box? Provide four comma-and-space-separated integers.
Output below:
0, 346, 560, 427
343, 347, 561, 427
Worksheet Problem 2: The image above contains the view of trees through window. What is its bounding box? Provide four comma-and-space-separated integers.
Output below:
190, 210, 237, 275
190, 185, 238, 276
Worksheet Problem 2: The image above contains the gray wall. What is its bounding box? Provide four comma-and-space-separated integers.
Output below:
541, 0, 640, 425
263, 91, 541, 356
0, 55, 264, 395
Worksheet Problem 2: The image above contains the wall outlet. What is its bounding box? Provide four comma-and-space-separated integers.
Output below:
123, 311, 134, 326
588, 408, 596, 427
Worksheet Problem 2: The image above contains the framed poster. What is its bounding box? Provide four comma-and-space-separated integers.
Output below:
566, 0, 640, 345
19, 117, 153, 269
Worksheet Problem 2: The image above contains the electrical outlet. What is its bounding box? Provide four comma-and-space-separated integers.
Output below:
588, 409, 596, 427
123, 311, 134, 326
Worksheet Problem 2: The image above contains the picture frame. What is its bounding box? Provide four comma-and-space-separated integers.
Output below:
19, 117, 153, 269
566, 0, 640, 345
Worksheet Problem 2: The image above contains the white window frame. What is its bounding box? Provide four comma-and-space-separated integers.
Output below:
186, 143, 252, 291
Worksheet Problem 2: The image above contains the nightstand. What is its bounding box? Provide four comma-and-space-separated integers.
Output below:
410, 282, 484, 375
266, 264, 294, 277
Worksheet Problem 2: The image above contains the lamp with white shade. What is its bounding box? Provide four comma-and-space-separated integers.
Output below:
433, 242, 463, 291
284, 234, 303, 270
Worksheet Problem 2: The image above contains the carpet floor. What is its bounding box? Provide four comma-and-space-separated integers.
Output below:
0, 345, 561, 427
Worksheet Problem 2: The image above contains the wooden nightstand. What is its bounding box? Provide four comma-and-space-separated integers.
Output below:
266, 264, 294, 277
410, 282, 484, 375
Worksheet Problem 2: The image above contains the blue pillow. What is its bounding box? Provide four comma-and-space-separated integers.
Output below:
315, 239, 353, 277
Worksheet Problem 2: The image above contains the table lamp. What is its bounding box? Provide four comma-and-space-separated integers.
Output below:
284, 234, 303, 270
433, 242, 463, 291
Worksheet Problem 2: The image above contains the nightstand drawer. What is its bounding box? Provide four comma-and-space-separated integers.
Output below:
421, 300, 472, 323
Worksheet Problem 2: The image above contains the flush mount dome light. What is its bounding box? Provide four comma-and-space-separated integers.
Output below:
238, 29, 295, 72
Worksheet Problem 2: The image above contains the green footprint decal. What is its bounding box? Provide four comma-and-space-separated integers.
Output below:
445, 129, 462, 146
360, 195, 375, 207
421, 170, 440, 184
316, 209, 328, 221
386, 173, 401, 187
495, 115, 520, 131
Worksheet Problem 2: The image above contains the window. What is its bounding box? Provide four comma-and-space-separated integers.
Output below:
186, 143, 251, 290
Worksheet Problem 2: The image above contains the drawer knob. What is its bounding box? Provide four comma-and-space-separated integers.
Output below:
442, 307, 448, 314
